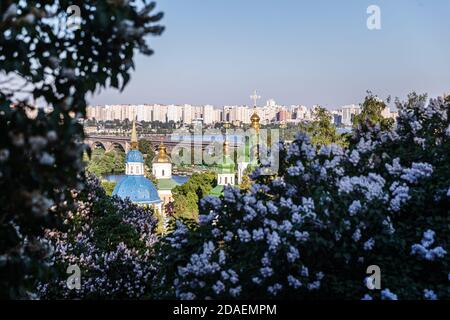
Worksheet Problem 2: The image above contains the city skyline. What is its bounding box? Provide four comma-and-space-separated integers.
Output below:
89, 0, 450, 108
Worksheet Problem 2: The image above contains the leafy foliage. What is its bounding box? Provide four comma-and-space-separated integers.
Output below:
171, 172, 216, 221
100, 180, 117, 196
0, 0, 163, 298
301, 107, 347, 147
86, 148, 125, 176
37, 175, 158, 299
353, 91, 394, 135
152, 94, 450, 300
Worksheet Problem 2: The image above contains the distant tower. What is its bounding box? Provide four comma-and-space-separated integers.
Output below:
237, 91, 261, 184
209, 138, 236, 197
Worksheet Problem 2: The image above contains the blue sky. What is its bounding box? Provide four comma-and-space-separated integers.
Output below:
90, 0, 450, 109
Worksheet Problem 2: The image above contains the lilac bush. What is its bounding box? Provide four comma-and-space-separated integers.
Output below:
152, 94, 450, 300
37, 175, 158, 299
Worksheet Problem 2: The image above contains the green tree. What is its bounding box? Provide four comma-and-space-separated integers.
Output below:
171, 171, 216, 221
353, 91, 394, 132
138, 140, 155, 171
305, 106, 346, 146
86, 149, 125, 176
100, 181, 117, 196
138, 139, 155, 156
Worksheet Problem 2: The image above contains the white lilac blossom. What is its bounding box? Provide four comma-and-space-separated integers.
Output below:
224, 231, 234, 242
411, 230, 447, 261
352, 228, 362, 242
218, 250, 226, 265
287, 164, 303, 176
179, 292, 196, 300
348, 200, 362, 216
389, 182, 410, 212
446, 124, 450, 136
423, 289, 437, 300
381, 289, 398, 300
237, 229, 251, 243
400, 162, 433, 184
300, 266, 309, 277
252, 277, 262, 284
212, 228, 221, 238
363, 238, 375, 251
229, 286, 242, 297
287, 275, 302, 289
260, 267, 273, 278
228, 269, 239, 284
252, 228, 265, 241
212, 281, 225, 295
386, 158, 403, 176
267, 283, 283, 296
410, 120, 422, 133
349, 150, 360, 166
307, 280, 321, 291
338, 174, 386, 202
287, 246, 300, 263
294, 231, 309, 242
267, 231, 281, 252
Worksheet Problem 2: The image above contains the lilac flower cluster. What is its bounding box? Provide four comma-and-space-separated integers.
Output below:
153, 96, 450, 300
411, 230, 447, 261
37, 175, 158, 299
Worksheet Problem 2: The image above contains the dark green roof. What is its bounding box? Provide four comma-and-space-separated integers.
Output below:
215, 154, 235, 174
157, 178, 181, 190
236, 135, 263, 164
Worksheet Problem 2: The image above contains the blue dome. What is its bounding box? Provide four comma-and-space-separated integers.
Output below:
112, 175, 161, 204
126, 150, 144, 163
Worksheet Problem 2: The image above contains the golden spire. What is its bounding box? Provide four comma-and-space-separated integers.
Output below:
223, 139, 229, 156
153, 142, 171, 163
249, 90, 261, 133
130, 118, 138, 150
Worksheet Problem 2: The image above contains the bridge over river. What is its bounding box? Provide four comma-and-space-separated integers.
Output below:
85, 134, 244, 153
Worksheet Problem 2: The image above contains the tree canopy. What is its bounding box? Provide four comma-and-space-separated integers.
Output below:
0, 0, 163, 298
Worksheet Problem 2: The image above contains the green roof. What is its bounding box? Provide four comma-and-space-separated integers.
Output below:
157, 178, 181, 190
236, 135, 262, 164
209, 185, 224, 197
215, 154, 235, 174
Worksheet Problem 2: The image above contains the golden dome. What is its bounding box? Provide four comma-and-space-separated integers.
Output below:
250, 112, 260, 122
250, 109, 260, 132
153, 143, 171, 163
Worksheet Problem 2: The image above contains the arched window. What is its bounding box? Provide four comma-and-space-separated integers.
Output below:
162, 169, 165, 177
130, 166, 134, 174
225, 177, 228, 184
